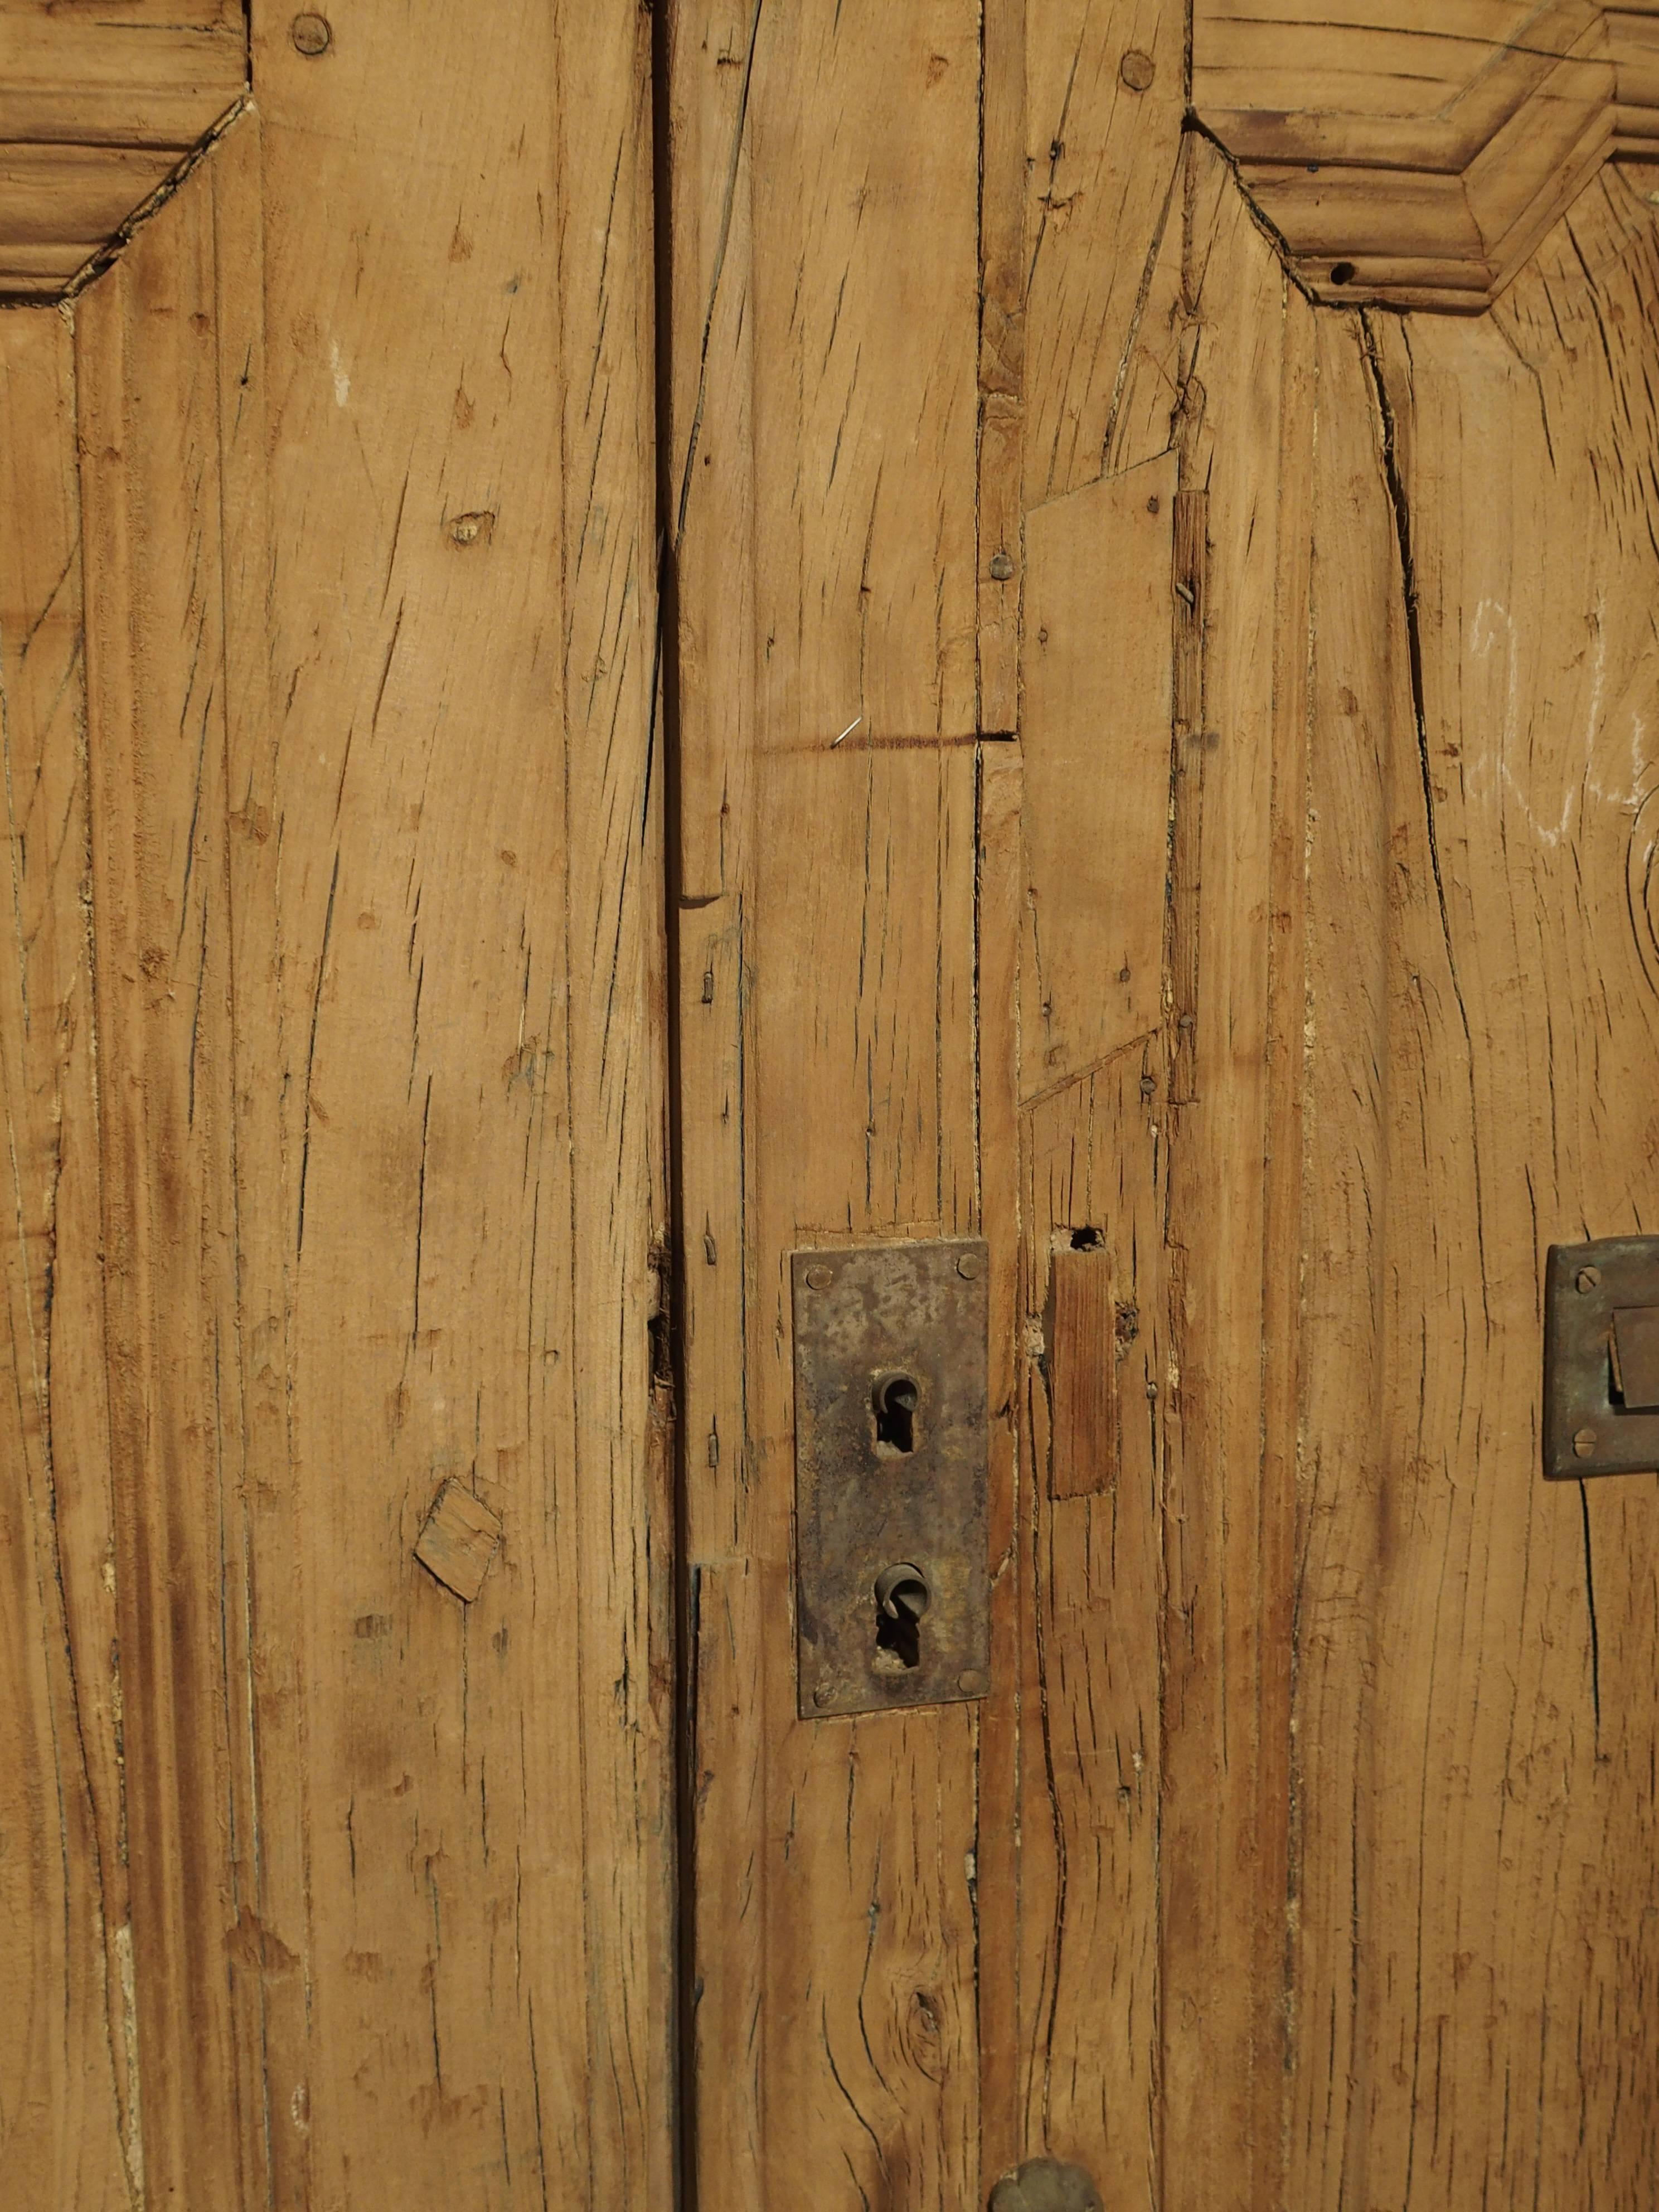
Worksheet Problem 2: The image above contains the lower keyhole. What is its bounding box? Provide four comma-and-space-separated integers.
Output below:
874, 1562, 930, 1673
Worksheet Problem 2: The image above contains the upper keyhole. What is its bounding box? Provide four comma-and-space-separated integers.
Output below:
874, 1373, 919, 1454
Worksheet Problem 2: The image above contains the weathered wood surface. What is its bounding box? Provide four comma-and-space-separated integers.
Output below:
0, 0, 245, 295
0, 294, 137, 2212
8, 4, 1659, 2207
667, 1, 984, 2198
1288, 164, 1659, 2207
2, 0, 671, 2203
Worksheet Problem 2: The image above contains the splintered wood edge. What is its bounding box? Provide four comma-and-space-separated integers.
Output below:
414, 1480, 504, 1605
0, 12, 248, 299
1194, 6, 1659, 314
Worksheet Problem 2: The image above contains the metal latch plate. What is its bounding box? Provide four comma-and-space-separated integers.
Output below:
1544, 1236, 1659, 1477
792, 1239, 989, 1717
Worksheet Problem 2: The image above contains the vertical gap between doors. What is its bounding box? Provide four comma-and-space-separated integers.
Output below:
646, 6, 699, 2208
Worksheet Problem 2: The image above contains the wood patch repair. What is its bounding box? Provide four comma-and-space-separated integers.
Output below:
414, 1480, 502, 1603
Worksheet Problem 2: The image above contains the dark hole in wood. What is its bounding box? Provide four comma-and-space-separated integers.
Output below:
1070, 1226, 1103, 1251
1331, 260, 1356, 285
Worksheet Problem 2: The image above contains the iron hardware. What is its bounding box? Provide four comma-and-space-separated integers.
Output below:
792, 1238, 990, 1717
1544, 1237, 1659, 1476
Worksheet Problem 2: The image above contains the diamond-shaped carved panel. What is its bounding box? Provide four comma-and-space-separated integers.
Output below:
0, 0, 248, 298
1194, 2, 1659, 311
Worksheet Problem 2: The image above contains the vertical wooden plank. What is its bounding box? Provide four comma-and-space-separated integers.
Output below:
1289, 171, 1659, 2209
1021, 455, 1174, 1101
1046, 1249, 1118, 1500
1024, 0, 1185, 505
979, 0, 1026, 730
671, 2, 984, 2201
77, 171, 257, 2208
0, 309, 136, 2212
1157, 136, 1316, 2212
65, 0, 671, 2198
1018, 1045, 1166, 2201
1282, 306, 1394, 2209
248, 0, 673, 2192
981, 5, 1187, 2193
663, 0, 759, 901
976, 743, 1025, 2186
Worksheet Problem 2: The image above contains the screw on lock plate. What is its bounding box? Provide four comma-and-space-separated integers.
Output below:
792, 1240, 989, 1718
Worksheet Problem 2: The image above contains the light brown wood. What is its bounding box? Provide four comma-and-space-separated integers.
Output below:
1287, 163, 1659, 2205
1045, 1250, 1117, 1502
0, 295, 137, 2212
414, 1480, 503, 1604
3, 0, 672, 2201
0, 0, 245, 295
668, 1, 984, 2199
1192, 0, 1659, 310
1021, 457, 1173, 1103
12, 6, 1659, 2207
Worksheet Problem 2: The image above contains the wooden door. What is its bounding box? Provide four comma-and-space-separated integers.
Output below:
1, 6, 673, 2208
665, 3, 1659, 2207
7, 5, 1659, 2209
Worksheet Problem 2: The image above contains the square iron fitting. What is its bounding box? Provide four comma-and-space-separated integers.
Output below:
791, 1239, 991, 1717
1544, 1236, 1659, 1478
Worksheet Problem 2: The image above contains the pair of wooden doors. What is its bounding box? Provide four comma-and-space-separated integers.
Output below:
5, 2, 1659, 2205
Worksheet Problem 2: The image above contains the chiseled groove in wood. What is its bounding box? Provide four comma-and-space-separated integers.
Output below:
0, 307, 136, 2212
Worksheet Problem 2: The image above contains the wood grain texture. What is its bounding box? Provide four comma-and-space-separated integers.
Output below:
2, 0, 671, 2200
1149, 137, 1318, 2212
0, 0, 245, 296
1286, 166, 1659, 2208
976, 18, 1186, 2195
0, 303, 138, 2212
1191, 0, 1659, 310
1021, 456, 1174, 1104
668, 2, 984, 2200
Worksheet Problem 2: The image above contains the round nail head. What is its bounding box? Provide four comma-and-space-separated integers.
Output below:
291, 12, 332, 54
1574, 1428, 1598, 1458
989, 550, 1015, 581
957, 1252, 982, 1280
1120, 49, 1155, 92
958, 1668, 987, 1697
1576, 1265, 1602, 1293
805, 1263, 834, 1292
813, 1682, 833, 1707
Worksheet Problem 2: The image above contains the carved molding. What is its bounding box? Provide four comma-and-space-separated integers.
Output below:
1194, 1, 1659, 311
0, 1, 247, 298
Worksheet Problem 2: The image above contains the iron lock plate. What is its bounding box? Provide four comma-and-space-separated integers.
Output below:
1544, 1236, 1659, 1477
791, 1238, 990, 1717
